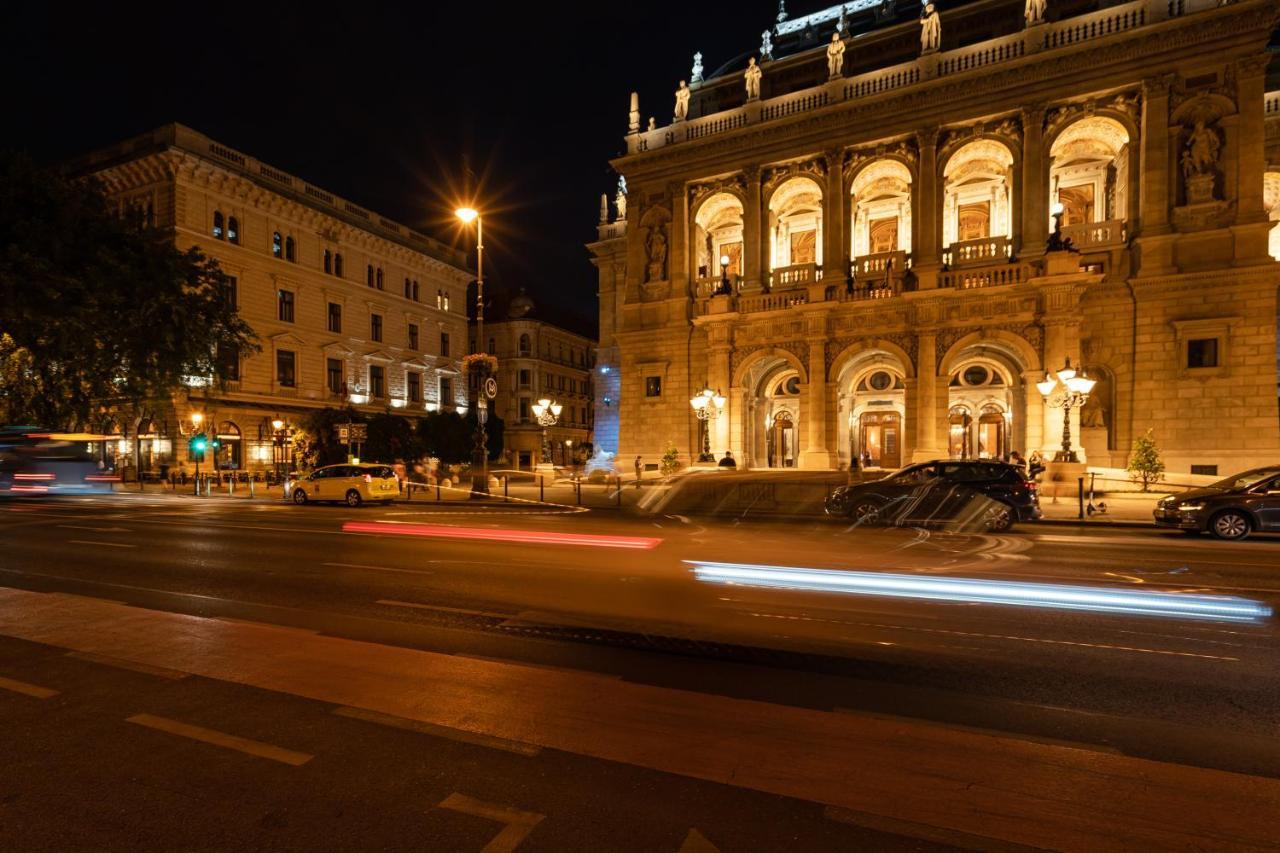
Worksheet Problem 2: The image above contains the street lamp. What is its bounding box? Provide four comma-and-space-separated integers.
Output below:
1046, 200, 1075, 253
456, 205, 491, 497
270, 417, 293, 482
531, 398, 562, 465
1037, 357, 1096, 463
715, 253, 733, 296
690, 386, 726, 462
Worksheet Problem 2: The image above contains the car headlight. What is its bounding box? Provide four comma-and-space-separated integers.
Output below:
1178, 503, 1205, 511
1159, 497, 1176, 508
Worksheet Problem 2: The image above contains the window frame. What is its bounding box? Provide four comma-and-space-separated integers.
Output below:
327, 302, 342, 333
277, 289, 295, 323
276, 349, 296, 388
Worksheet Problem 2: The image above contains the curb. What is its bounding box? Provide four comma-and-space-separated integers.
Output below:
1031, 517, 1152, 529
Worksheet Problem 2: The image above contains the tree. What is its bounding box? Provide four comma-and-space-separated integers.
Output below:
414, 410, 504, 464
660, 441, 682, 475
296, 407, 362, 469
365, 412, 422, 463
0, 151, 257, 427
1126, 429, 1165, 492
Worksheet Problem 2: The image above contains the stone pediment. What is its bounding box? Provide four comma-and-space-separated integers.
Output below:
363, 349, 395, 363
269, 331, 306, 347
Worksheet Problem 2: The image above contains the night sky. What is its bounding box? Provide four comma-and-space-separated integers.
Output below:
5, 2, 791, 337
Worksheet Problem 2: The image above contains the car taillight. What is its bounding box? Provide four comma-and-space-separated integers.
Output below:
363, 473, 372, 483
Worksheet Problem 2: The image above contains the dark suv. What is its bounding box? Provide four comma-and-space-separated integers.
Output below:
1153, 467, 1280, 540
824, 460, 1040, 532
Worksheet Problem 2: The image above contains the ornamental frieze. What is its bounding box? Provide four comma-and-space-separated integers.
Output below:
823, 333, 920, 378
762, 157, 827, 194
1044, 92, 1140, 137
843, 138, 918, 181
688, 174, 748, 208
938, 117, 1022, 158
728, 340, 811, 380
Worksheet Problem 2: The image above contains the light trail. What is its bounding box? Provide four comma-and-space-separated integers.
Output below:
343, 521, 662, 550
687, 560, 1272, 622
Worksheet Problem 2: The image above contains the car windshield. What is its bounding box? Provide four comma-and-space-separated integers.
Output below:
1209, 469, 1280, 491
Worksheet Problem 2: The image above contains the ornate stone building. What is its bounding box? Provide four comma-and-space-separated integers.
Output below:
477, 291, 595, 469
77, 124, 471, 476
590, 0, 1280, 476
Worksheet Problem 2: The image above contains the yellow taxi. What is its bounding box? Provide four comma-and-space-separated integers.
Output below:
285, 463, 399, 507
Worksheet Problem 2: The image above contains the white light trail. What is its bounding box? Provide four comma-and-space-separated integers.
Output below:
687, 561, 1272, 622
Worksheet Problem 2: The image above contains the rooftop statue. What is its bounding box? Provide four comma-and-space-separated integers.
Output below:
761, 30, 774, 61
691, 51, 704, 84
745, 57, 763, 101
1025, 0, 1046, 26
920, 2, 940, 54
615, 176, 628, 220
827, 32, 846, 79
674, 80, 691, 122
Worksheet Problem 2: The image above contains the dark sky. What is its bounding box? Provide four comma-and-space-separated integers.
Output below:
4, 1, 790, 337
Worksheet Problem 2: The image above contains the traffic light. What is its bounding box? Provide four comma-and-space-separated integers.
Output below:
211, 437, 221, 450
189, 433, 208, 460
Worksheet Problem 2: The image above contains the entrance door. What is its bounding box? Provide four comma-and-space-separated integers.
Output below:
859, 412, 901, 469
769, 415, 795, 468
977, 409, 1005, 459
948, 409, 972, 459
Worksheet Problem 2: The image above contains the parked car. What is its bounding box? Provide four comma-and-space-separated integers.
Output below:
1153, 466, 1280, 540
824, 460, 1041, 532
285, 464, 399, 507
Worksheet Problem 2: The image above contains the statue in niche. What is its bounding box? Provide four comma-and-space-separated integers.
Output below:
1025, 0, 1046, 26
674, 80, 691, 122
1181, 120, 1221, 203
920, 3, 940, 54
615, 176, 627, 221
1079, 394, 1107, 429
827, 32, 846, 78
691, 52, 704, 84
744, 57, 763, 100
645, 224, 668, 283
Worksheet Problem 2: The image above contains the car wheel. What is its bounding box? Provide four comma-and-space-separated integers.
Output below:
292, 489, 307, 505
345, 489, 363, 508
1210, 510, 1250, 541
851, 501, 881, 525
982, 502, 1014, 533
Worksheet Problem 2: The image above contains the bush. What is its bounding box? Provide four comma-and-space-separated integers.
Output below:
1126, 429, 1165, 492
660, 442, 682, 476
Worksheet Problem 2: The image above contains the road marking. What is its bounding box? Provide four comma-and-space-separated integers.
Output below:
68, 651, 188, 680
333, 706, 541, 756
437, 792, 545, 853
67, 539, 136, 549
0, 675, 59, 699
376, 599, 514, 619
322, 561, 433, 576
679, 829, 722, 852
824, 805, 1040, 853
125, 713, 313, 766
58, 525, 131, 533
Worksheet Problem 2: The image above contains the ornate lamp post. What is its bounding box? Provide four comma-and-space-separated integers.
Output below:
1037, 357, 1096, 463
270, 418, 294, 482
689, 386, 726, 462
456, 206, 492, 497
715, 253, 733, 296
531, 398, 562, 465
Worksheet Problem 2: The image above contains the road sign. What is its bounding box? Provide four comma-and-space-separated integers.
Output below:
349, 424, 367, 441
336, 424, 350, 444
484, 377, 498, 399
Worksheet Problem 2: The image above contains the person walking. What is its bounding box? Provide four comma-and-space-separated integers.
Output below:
634, 455, 643, 488
717, 451, 737, 469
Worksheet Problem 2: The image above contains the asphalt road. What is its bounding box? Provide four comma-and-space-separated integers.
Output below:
1, 491, 1278, 850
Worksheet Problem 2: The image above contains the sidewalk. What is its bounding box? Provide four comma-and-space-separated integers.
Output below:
1035, 490, 1167, 526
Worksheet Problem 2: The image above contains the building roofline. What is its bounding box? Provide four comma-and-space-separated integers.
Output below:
68, 123, 469, 272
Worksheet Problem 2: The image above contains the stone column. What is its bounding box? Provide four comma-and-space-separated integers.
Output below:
742, 167, 763, 291
1234, 54, 1269, 224
914, 128, 941, 289
669, 181, 689, 295
823, 149, 846, 286
911, 332, 941, 460
1023, 370, 1045, 455
709, 343, 732, 456
1139, 76, 1174, 235
1021, 104, 1047, 256
801, 337, 836, 468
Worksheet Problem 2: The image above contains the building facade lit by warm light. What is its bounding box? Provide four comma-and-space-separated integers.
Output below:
590, 0, 1280, 477
76, 124, 471, 476
477, 291, 595, 469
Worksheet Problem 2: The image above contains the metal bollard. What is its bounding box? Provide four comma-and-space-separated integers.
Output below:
616, 475, 622, 507
228, 478, 234, 497
249, 478, 255, 498
576, 479, 582, 505
1077, 476, 1085, 520
437, 482, 441, 501
539, 477, 545, 503
504, 476, 509, 503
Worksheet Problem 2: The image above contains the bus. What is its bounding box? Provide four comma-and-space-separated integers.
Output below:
0, 427, 119, 495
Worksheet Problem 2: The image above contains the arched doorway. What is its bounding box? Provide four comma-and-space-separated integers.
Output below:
768, 410, 797, 468
216, 421, 242, 471
978, 404, 1007, 460
858, 411, 901, 469
947, 363, 1015, 459
739, 355, 805, 469
948, 406, 972, 459
834, 349, 910, 471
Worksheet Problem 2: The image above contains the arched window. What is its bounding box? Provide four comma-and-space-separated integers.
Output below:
443, 291, 450, 310
768, 177, 825, 284
367, 265, 374, 287
272, 232, 283, 258
334, 253, 343, 277
436, 290, 443, 308
213, 211, 224, 239
1264, 172, 1280, 261
850, 160, 912, 260
412, 281, 419, 301
942, 140, 1014, 255
376, 268, 384, 289
693, 192, 744, 284
519, 333, 531, 356
284, 236, 296, 262
227, 217, 239, 244
323, 249, 332, 274
404, 278, 411, 298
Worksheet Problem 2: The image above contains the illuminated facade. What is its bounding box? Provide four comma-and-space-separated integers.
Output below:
78, 124, 470, 476
591, 0, 1280, 476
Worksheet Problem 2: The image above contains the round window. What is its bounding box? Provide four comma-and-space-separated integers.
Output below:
868, 371, 893, 391
782, 376, 801, 396
962, 365, 989, 386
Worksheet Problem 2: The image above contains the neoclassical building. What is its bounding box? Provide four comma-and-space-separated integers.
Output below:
76, 124, 471, 476
590, 0, 1280, 476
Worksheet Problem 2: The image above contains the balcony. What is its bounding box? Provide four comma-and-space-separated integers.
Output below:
944, 237, 1012, 268
769, 263, 820, 290
826, 281, 902, 303
939, 261, 1032, 290
738, 289, 808, 313
1061, 219, 1126, 249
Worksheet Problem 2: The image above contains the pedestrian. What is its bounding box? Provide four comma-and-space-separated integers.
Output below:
634, 454, 643, 488
1010, 450, 1027, 475
717, 450, 737, 469
1028, 450, 1045, 480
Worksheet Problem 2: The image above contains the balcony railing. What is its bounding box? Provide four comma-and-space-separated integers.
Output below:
1061, 219, 1126, 249
826, 281, 902, 302
739, 289, 808, 313
939, 261, 1032, 290
944, 236, 1012, 268
854, 250, 908, 279
769, 263, 820, 289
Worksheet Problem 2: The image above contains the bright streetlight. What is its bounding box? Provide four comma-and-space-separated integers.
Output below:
1037, 357, 1096, 463
532, 398, 562, 465
690, 387, 726, 462
456, 206, 490, 496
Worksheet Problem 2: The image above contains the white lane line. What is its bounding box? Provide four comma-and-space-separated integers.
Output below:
68, 651, 189, 680
126, 713, 313, 766
322, 561, 433, 576
437, 792, 545, 852
0, 675, 59, 699
67, 539, 136, 549
333, 706, 541, 757
58, 525, 132, 533
376, 599, 513, 619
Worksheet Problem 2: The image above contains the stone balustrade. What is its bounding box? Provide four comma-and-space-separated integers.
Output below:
739, 289, 809, 313
769, 263, 820, 289
1061, 219, 1127, 249
826, 281, 901, 303
944, 236, 1012, 267
625, 0, 1242, 157
854, 250, 908, 279
938, 261, 1032, 290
